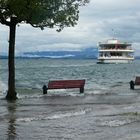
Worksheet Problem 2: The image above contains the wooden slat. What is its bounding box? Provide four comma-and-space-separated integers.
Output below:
135, 77, 140, 85
48, 79, 85, 89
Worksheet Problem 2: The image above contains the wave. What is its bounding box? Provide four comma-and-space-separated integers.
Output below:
97, 116, 136, 127
47, 110, 86, 120
15, 85, 112, 99
17, 110, 87, 122
20, 54, 75, 59
0, 80, 7, 94
46, 54, 75, 59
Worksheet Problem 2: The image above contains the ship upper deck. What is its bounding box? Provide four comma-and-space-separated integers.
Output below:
99, 39, 131, 47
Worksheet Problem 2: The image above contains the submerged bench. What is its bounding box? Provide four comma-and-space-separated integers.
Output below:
130, 76, 140, 89
43, 79, 85, 94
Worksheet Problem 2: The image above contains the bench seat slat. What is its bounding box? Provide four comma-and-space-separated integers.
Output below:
47, 79, 85, 93
48, 86, 83, 89
48, 85, 84, 89
49, 80, 85, 84
48, 83, 84, 86
135, 77, 140, 85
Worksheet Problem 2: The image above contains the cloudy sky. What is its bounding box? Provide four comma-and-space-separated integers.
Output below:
0, 0, 140, 56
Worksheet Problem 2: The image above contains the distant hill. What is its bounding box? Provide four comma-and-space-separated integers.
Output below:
1, 47, 139, 59
0, 56, 8, 59
135, 56, 140, 59
21, 47, 98, 59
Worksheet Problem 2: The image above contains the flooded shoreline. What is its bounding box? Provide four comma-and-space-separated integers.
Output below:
1, 59, 140, 139
1, 92, 140, 140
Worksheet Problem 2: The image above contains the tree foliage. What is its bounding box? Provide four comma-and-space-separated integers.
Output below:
0, 0, 89, 30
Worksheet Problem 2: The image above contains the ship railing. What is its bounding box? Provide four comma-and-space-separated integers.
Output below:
98, 48, 133, 50
98, 56, 134, 59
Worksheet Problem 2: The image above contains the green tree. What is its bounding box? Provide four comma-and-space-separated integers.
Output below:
0, 0, 89, 100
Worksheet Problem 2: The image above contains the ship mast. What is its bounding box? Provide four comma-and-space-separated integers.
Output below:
112, 29, 117, 40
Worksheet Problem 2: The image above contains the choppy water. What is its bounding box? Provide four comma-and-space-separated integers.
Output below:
1, 59, 140, 140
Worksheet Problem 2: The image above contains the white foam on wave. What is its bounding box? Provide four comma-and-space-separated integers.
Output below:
17, 117, 38, 122
47, 110, 86, 120
18, 94, 43, 99
44, 89, 85, 97
85, 83, 110, 95
17, 110, 86, 122
98, 118, 135, 127
0, 80, 7, 95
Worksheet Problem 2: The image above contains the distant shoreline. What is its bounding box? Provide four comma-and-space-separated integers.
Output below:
0, 56, 97, 60
0, 56, 97, 59
1, 56, 139, 60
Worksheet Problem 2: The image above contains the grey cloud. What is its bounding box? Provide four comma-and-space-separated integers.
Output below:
1, 0, 140, 54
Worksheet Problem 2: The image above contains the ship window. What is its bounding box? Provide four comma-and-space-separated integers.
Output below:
110, 52, 122, 56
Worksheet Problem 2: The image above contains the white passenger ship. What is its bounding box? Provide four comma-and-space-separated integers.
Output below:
97, 39, 134, 64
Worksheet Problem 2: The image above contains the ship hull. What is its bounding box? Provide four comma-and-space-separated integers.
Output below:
97, 58, 134, 64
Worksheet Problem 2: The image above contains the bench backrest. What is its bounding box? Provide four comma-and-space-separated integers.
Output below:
135, 76, 140, 85
48, 79, 85, 89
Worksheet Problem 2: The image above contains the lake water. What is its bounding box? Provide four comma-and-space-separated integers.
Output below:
1, 59, 140, 140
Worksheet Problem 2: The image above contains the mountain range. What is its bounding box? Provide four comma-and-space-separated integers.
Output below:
0, 47, 139, 59
0, 47, 98, 59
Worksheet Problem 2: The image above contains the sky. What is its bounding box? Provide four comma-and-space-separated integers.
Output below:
0, 0, 140, 56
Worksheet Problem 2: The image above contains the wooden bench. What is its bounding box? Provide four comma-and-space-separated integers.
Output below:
130, 76, 140, 89
43, 79, 85, 94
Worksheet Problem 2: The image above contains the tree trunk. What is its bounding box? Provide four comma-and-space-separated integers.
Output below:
6, 17, 17, 100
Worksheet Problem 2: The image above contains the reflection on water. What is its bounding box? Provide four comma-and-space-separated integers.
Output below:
7, 101, 17, 140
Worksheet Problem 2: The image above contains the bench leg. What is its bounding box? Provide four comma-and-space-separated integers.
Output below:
43, 85, 48, 94
80, 87, 84, 93
130, 80, 134, 90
